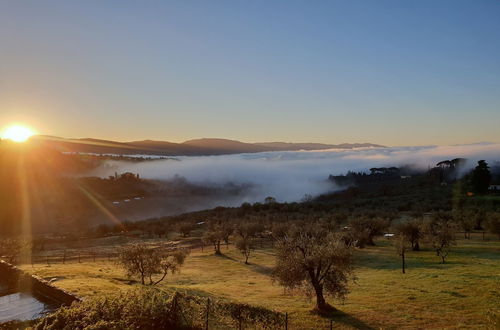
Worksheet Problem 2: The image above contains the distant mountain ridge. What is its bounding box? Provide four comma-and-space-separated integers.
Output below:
32, 136, 385, 156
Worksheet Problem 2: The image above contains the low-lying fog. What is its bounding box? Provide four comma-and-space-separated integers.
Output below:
92, 143, 500, 208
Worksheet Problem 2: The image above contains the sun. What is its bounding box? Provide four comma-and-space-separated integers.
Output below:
2, 125, 36, 142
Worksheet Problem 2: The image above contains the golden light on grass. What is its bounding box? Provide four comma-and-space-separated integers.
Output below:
2, 124, 36, 142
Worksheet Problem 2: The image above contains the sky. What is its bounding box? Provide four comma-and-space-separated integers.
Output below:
1, 1, 499, 146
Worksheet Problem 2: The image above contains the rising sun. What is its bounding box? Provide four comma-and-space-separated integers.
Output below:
2, 125, 36, 142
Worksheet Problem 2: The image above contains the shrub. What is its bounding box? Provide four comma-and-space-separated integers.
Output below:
34, 289, 284, 330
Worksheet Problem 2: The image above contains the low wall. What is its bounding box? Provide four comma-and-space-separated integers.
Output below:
0, 260, 80, 306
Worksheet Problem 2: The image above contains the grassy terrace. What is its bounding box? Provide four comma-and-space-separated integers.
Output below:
21, 235, 500, 329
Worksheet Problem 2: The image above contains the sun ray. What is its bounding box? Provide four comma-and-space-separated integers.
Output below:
76, 183, 125, 229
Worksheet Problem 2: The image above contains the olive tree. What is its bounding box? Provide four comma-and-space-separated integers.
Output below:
393, 234, 410, 273
272, 225, 354, 313
118, 244, 188, 285
235, 237, 255, 264
424, 217, 457, 264
486, 213, 500, 239
0, 238, 31, 264
178, 222, 195, 238
395, 219, 423, 251
454, 211, 474, 239
347, 217, 390, 247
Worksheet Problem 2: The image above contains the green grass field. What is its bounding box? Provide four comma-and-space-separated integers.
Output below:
21, 235, 500, 329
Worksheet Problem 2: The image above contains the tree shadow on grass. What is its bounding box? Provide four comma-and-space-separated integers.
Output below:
248, 263, 273, 275
325, 309, 376, 330
216, 253, 239, 263
217, 253, 274, 275
111, 277, 138, 285
356, 251, 461, 271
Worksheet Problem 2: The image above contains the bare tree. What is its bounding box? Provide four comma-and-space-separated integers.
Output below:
118, 244, 188, 285
272, 225, 354, 313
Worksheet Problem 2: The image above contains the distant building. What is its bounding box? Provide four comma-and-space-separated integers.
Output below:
489, 185, 500, 191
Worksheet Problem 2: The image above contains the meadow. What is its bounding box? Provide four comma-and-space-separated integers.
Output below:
20, 233, 499, 329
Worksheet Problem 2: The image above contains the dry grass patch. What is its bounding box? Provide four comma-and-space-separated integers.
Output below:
21, 237, 499, 329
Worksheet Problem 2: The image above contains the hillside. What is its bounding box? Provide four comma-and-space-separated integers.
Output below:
32, 136, 385, 156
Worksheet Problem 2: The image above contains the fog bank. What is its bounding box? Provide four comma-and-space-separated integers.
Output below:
93, 143, 500, 204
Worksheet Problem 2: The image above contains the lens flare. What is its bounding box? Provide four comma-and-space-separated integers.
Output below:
2, 125, 35, 142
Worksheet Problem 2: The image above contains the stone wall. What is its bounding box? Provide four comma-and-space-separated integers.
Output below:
0, 260, 80, 306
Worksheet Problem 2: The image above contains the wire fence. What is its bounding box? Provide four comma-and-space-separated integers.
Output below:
25, 236, 276, 266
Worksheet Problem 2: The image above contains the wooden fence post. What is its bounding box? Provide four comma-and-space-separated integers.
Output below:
205, 297, 210, 330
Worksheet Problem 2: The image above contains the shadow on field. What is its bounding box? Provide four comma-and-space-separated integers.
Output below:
112, 277, 138, 285
248, 263, 273, 275
216, 253, 239, 262
451, 245, 500, 260
356, 251, 460, 271
217, 253, 274, 275
328, 310, 376, 330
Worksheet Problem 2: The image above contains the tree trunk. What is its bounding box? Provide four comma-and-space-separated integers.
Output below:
313, 283, 328, 312
153, 269, 169, 285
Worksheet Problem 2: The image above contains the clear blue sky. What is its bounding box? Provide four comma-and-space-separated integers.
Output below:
1, 0, 499, 146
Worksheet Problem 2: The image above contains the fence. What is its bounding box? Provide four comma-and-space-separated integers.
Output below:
25, 236, 276, 266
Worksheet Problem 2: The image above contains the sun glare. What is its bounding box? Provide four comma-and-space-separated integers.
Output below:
2, 125, 36, 142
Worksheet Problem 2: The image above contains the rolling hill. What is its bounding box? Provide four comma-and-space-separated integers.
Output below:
31, 136, 385, 156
